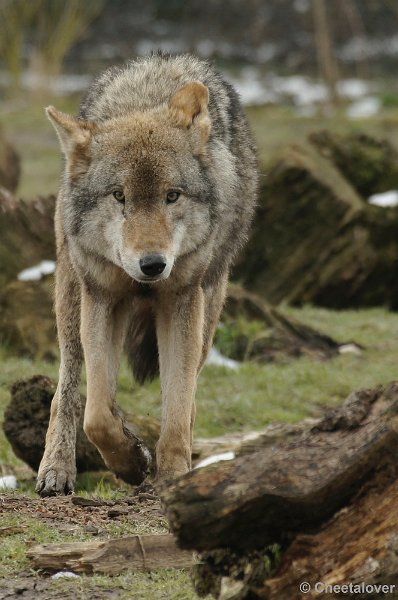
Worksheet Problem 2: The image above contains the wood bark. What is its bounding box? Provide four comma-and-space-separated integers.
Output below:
160, 383, 398, 553
27, 533, 194, 574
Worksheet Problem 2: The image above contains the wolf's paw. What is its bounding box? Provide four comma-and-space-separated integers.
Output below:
36, 467, 75, 497
101, 434, 152, 486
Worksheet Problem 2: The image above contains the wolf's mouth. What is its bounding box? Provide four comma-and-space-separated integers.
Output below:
134, 276, 164, 283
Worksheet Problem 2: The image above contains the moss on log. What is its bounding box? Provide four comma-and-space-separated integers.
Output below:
0, 279, 56, 360
310, 129, 398, 197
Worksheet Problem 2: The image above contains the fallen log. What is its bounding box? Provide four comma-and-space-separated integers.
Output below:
259, 465, 398, 599
27, 533, 194, 574
221, 284, 340, 362
160, 383, 398, 553
0, 188, 55, 287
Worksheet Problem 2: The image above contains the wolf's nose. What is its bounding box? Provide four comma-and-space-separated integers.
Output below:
139, 254, 167, 277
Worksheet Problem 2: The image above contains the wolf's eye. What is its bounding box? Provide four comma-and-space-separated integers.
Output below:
166, 191, 180, 204
113, 190, 125, 203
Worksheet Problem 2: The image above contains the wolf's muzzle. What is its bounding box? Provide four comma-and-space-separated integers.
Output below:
139, 253, 167, 277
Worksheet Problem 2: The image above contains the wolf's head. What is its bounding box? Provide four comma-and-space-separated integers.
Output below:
48, 82, 214, 283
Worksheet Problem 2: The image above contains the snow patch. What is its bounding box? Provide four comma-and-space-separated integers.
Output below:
18, 260, 56, 282
0, 475, 18, 490
207, 347, 240, 370
347, 96, 381, 119
195, 451, 235, 469
338, 344, 362, 355
368, 191, 398, 208
51, 571, 81, 580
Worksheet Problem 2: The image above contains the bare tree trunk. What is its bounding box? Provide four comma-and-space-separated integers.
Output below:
339, 0, 368, 78
312, 0, 340, 107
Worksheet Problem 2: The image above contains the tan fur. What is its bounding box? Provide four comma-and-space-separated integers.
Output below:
36, 54, 257, 495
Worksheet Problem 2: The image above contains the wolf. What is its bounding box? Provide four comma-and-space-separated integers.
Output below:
36, 53, 257, 496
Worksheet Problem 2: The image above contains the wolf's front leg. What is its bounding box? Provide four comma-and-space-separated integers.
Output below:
80, 289, 150, 484
156, 285, 204, 480
36, 254, 83, 496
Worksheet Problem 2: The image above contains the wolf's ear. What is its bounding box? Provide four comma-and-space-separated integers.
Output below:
46, 106, 95, 176
169, 82, 211, 153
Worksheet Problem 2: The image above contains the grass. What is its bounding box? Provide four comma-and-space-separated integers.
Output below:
0, 513, 195, 599
2, 306, 398, 471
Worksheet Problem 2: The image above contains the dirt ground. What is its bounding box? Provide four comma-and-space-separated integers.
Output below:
0, 490, 172, 600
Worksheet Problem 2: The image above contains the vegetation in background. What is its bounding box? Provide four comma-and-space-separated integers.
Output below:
0, 0, 104, 97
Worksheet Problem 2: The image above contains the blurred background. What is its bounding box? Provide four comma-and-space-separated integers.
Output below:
1, 0, 398, 195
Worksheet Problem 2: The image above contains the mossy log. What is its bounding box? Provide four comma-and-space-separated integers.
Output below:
235, 133, 398, 309
309, 130, 398, 198
160, 383, 398, 555
0, 279, 57, 360
223, 284, 339, 361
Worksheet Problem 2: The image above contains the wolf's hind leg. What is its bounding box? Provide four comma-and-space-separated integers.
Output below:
36, 252, 83, 496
